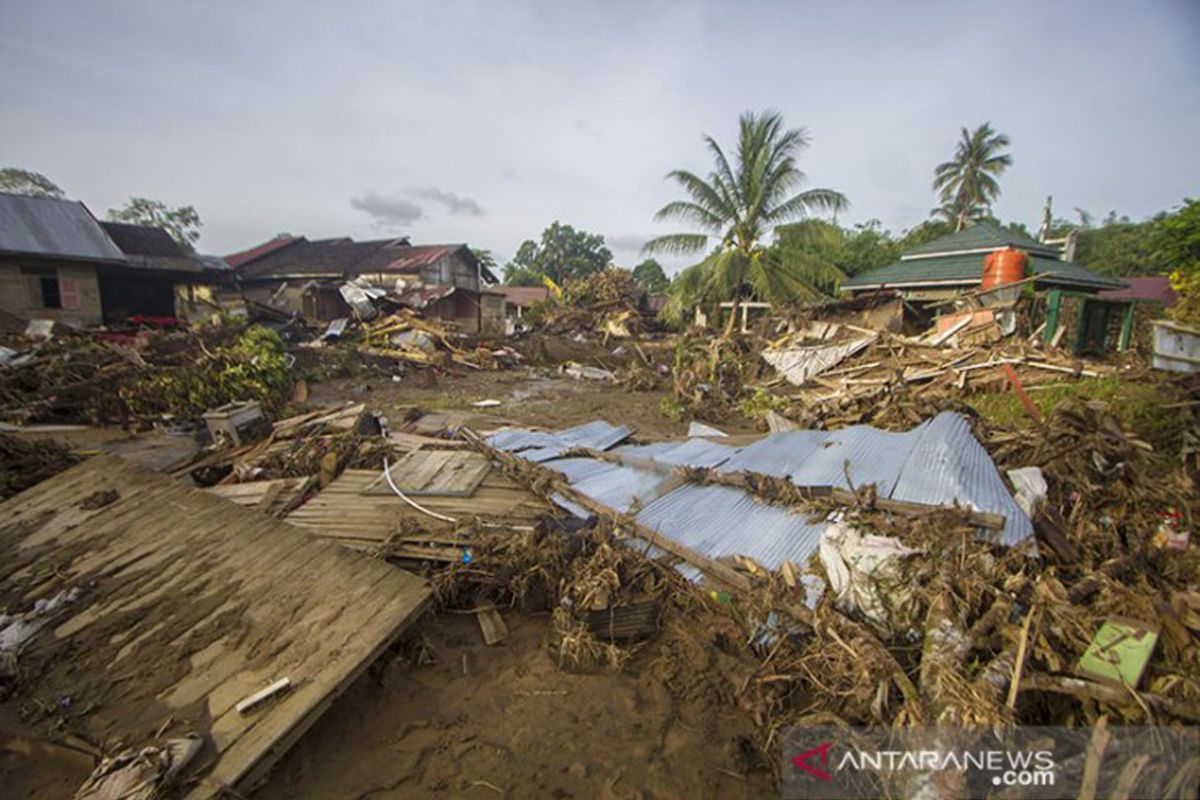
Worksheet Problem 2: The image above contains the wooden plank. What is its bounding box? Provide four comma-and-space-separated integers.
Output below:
285, 468, 550, 543
364, 450, 492, 497
0, 455, 433, 800
476, 604, 509, 645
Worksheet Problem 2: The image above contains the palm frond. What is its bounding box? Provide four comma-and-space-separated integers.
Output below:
764, 188, 848, 223
663, 169, 734, 219
652, 200, 725, 232
643, 233, 710, 256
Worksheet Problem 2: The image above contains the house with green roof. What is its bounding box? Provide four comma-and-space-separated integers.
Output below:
841, 221, 1126, 299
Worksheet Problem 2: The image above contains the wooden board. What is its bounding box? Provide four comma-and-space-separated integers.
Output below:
205, 476, 311, 516
284, 468, 551, 543
0, 455, 432, 798
363, 449, 491, 497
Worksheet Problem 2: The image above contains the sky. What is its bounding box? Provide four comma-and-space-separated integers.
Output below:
1, 0, 1197, 272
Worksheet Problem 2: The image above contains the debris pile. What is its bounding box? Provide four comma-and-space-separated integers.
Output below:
0, 324, 294, 427
456, 401, 1195, 793
523, 269, 645, 341
358, 310, 521, 370
739, 400, 1199, 768
773, 331, 1116, 428
0, 432, 79, 500
660, 333, 766, 420
177, 402, 388, 487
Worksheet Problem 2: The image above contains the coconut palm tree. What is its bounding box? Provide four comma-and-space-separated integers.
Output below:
645, 110, 847, 336
932, 123, 1013, 232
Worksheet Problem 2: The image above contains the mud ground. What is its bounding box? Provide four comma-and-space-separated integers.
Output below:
307, 365, 760, 440
254, 612, 775, 800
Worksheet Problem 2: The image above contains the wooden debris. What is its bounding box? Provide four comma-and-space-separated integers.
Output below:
475, 604, 509, 646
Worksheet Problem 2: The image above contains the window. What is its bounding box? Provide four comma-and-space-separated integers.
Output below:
20, 266, 63, 309
39, 276, 62, 308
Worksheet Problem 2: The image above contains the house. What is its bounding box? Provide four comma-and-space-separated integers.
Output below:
842, 221, 1146, 355
227, 235, 503, 334
841, 221, 1126, 299
0, 192, 226, 327
497, 285, 551, 320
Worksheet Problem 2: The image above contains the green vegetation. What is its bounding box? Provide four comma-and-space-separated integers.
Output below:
632, 258, 669, 293
648, 110, 848, 335
503, 222, 613, 286
1159, 198, 1200, 326
0, 167, 65, 198
123, 326, 293, 420
471, 248, 498, 275
968, 375, 1188, 451
107, 197, 202, 251
737, 388, 788, 420
932, 123, 1013, 231
772, 218, 900, 279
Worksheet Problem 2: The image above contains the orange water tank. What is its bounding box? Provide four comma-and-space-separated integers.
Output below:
982, 247, 1027, 290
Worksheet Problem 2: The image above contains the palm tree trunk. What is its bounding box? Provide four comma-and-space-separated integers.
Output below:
722, 296, 740, 339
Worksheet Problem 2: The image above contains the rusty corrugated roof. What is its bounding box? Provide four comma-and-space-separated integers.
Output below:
225, 235, 301, 268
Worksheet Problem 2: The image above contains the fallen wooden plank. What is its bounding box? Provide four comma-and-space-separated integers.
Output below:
476, 604, 509, 646
1002, 363, 1042, 423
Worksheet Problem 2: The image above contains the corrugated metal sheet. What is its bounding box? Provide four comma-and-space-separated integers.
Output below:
554, 459, 676, 514
0, 193, 123, 261
888, 413, 1032, 546
488, 420, 631, 463
716, 413, 1032, 546
635, 483, 829, 584
612, 437, 737, 468
508, 413, 1031, 600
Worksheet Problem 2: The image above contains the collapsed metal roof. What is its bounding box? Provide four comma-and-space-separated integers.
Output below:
0, 192, 124, 262
488, 412, 1033, 595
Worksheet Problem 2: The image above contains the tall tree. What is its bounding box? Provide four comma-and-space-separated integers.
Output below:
631, 258, 669, 293
932, 123, 1012, 232
107, 197, 201, 251
0, 168, 65, 199
646, 110, 847, 335
502, 222, 612, 286
773, 219, 899, 279
1158, 198, 1200, 326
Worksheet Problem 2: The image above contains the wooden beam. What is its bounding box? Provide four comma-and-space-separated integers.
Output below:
558, 448, 1008, 532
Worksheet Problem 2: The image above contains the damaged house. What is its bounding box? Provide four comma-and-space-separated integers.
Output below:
0, 192, 228, 327
227, 235, 504, 334
841, 221, 1142, 354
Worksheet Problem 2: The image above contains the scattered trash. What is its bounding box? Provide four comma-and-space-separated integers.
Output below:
73, 734, 204, 800
202, 400, 269, 447
472, 399, 502, 408
560, 361, 616, 381
235, 677, 293, 715
1006, 466, 1048, 519
817, 518, 920, 631
1077, 617, 1159, 689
